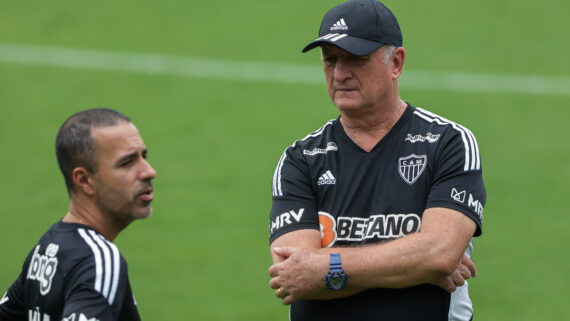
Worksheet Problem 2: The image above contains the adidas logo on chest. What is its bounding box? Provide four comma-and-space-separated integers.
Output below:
318, 170, 336, 185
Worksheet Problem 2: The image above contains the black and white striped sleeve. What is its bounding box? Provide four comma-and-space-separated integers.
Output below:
415, 108, 486, 236
62, 229, 138, 321
270, 145, 319, 243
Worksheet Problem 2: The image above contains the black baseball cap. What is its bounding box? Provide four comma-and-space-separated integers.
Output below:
302, 0, 403, 56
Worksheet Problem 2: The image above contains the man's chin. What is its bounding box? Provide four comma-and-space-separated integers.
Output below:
134, 207, 153, 219
334, 99, 361, 111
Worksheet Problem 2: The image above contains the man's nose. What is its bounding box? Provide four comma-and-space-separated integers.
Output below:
333, 59, 353, 82
140, 159, 157, 181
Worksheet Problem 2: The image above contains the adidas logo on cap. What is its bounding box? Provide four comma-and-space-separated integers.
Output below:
330, 18, 348, 31
317, 170, 336, 185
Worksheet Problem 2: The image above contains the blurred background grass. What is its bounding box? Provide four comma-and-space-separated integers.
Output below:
1, 0, 569, 320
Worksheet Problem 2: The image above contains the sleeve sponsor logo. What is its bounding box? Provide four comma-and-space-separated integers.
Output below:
26, 244, 59, 296
451, 188, 484, 221
78, 314, 99, 321
63, 313, 100, 321
46, 243, 59, 257
405, 132, 440, 143
270, 208, 305, 234
398, 154, 427, 185
28, 307, 51, 321
468, 194, 484, 220
303, 142, 338, 156
318, 213, 421, 246
63, 314, 76, 321
451, 188, 466, 203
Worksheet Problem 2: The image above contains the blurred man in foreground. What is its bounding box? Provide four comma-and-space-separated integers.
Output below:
0, 108, 156, 321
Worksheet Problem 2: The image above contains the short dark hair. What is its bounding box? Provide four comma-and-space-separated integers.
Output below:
55, 108, 131, 194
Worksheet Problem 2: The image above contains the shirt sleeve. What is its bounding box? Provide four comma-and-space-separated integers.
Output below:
62, 287, 116, 320
117, 275, 141, 321
426, 128, 486, 236
62, 254, 135, 321
270, 146, 320, 243
0, 273, 27, 321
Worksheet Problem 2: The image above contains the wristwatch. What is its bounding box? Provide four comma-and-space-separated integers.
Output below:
325, 253, 348, 290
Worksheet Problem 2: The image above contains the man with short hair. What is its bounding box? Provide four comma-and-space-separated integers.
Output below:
0, 108, 156, 321
268, 1, 486, 320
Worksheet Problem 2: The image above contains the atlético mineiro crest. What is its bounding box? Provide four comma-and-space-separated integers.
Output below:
398, 154, 427, 185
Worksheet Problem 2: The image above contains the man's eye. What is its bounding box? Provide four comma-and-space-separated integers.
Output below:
323, 57, 336, 65
121, 159, 133, 167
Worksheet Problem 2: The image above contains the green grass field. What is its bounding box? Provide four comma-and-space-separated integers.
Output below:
1, 0, 569, 320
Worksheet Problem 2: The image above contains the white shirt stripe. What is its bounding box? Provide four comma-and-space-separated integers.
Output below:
465, 126, 481, 170
433, 109, 480, 171
89, 230, 113, 299
414, 110, 471, 169
273, 152, 287, 197
272, 120, 334, 196
78, 228, 122, 305
101, 235, 121, 305
78, 229, 103, 293
414, 108, 480, 171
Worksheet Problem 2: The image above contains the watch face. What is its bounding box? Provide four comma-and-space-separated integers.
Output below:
330, 276, 344, 289
327, 272, 347, 290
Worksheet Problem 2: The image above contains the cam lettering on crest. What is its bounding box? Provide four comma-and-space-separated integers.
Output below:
398, 154, 427, 185
27, 244, 59, 296
270, 208, 305, 233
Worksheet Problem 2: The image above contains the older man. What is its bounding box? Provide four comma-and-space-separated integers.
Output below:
0, 108, 156, 321
268, 1, 485, 320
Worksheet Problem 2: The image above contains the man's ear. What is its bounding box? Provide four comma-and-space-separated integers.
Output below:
72, 167, 95, 196
391, 47, 406, 80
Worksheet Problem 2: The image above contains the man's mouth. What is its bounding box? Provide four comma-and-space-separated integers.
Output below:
335, 87, 357, 92
137, 186, 154, 202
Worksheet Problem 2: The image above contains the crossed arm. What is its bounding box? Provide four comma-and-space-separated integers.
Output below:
268, 207, 477, 305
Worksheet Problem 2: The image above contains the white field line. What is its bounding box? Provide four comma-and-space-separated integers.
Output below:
0, 43, 569, 96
